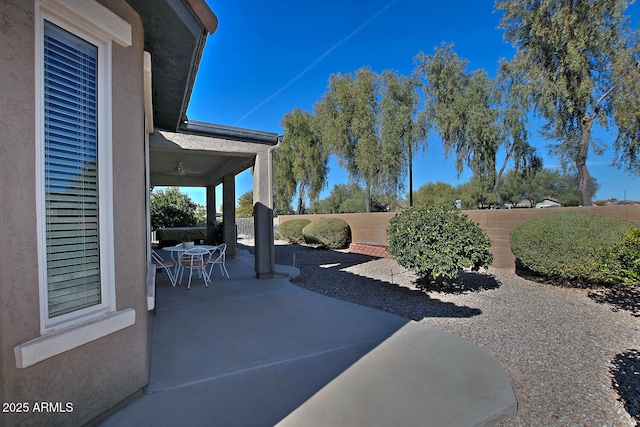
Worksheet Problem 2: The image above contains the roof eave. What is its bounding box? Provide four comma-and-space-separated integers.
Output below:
125, 0, 218, 131
180, 120, 280, 146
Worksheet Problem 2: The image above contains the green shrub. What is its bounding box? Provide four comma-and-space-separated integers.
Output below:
599, 227, 640, 286
302, 218, 352, 249
510, 211, 636, 285
387, 204, 493, 280
278, 219, 311, 244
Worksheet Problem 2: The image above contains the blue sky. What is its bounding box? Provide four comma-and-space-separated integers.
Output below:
177, 0, 640, 208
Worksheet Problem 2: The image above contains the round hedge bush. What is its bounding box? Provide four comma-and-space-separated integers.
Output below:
600, 227, 640, 286
510, 211, 636, 285
278, 219, 311, 244
387, 204, 493, 280
302, 218, 351, 249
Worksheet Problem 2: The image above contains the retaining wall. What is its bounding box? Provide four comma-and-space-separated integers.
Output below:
278, 205, 640, 269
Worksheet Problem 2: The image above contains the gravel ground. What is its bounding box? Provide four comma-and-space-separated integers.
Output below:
263, 242, 640, 427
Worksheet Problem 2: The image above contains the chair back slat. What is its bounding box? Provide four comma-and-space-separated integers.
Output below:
179, 247, 212, 289
206, 244, 230, 279
151, 249, 177, 287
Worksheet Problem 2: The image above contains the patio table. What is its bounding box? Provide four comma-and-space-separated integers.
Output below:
162, 245, 218, 285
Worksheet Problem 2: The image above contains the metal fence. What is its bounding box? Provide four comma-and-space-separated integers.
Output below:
236, 218, 254, 238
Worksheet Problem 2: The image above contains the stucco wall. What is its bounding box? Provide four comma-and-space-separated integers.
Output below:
279, 205, 640, 270
0, 1, 150, 425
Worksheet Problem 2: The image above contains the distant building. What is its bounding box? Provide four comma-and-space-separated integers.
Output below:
513, 197, 564, 208
515, 199, 534, 208
535, 198, 564, 208
595, 199, 640, 206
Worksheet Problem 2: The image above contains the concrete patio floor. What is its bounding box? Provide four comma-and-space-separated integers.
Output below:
100, 248, 516, 427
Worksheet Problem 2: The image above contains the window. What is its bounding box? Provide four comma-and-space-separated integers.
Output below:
43, 21, 102, 319
38, 17, 115, 331
34, 0, 130, 333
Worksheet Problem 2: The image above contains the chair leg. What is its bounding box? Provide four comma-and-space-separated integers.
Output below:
202, 267, 209, 287
217, 263, 229, 279
178, 265, 185, 286
205, 263, 214, 284
187, 268, 193, 290
167, 267, 177, 287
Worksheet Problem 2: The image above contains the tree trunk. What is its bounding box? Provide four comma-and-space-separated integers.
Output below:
494, 141, 517, 209
408, 143, 414, 207
493, 174, 505, 208
365, 183, 371, 213
296, 182, 305, 214
578, 117, 593, 206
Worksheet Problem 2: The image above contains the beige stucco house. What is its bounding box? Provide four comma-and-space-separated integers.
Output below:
0, 0, 277, 424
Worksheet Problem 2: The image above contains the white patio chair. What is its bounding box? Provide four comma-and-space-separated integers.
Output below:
151, 249, 177, 287
166, 242, 186, 264
206, 243, 230, 280
179, 247, 212, 289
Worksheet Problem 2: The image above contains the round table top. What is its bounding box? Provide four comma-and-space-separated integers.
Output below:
161, 245, 217, 252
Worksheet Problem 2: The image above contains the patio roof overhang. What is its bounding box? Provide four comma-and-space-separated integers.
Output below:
125, 0, 218, 131
149, 121, 280, 188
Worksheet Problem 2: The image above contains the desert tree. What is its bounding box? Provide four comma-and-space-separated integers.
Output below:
501, 168, 599, 207
315, 68, 389, 213
496, 0, 640, 205
380, 71, 428, 206
274, 108, 329, 214
414, 43, 541, 208
315, 68, 424, 212
309, 183, 387, 214
412, 181, 459, 208
235, 190, 254, 218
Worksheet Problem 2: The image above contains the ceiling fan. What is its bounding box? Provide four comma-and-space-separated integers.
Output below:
173, 161, 201, 176
174, 161, 186, 175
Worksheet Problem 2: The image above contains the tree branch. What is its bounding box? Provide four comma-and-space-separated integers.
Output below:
583, 84, 615, 126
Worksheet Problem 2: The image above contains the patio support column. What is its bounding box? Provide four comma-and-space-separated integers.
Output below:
253, 151, 274, 278
222, 173, 236, 259
206, 183, 216, 244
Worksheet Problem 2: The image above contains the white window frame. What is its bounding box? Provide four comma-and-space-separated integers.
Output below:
16, 0, 134, 368
36, 2, 116, 332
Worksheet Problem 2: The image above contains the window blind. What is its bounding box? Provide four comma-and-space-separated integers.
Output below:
44, 21, 101, 318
